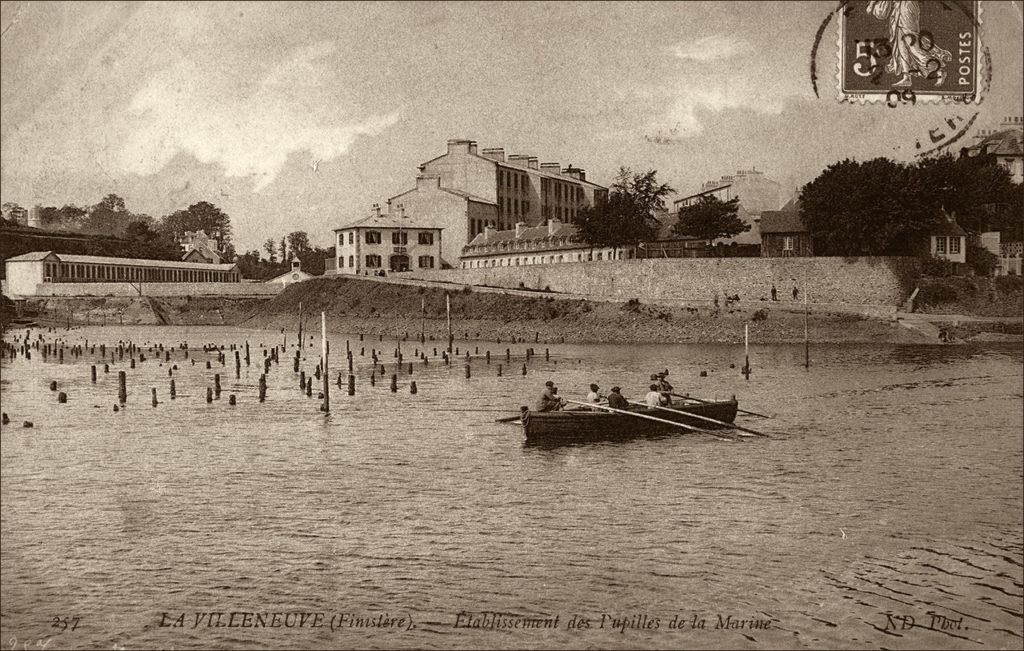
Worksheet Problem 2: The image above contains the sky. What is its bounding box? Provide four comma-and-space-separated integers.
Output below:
2, 1, 1022, 252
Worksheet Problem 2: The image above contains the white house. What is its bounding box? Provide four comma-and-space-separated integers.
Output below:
333, 205, 443, 275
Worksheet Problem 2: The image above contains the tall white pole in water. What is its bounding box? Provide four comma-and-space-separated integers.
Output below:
321, 311, 329, 413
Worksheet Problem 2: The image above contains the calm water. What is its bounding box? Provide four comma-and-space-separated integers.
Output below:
1, 325, 1022, 650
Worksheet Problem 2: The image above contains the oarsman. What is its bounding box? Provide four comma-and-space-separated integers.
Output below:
585, 383, 604, 407
656, 370, 674, 405
606, 386, 630, 410
536, 380, 565, 412
645, 383, 668, 407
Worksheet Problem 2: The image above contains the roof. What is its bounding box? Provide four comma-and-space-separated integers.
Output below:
334, 213, 445, 231
388, 184, 497, 206
5, 250, 237, 270
6, 251, 58, 262
760, 209, 807, 234
931, 219, 967, 236
466, 221, 579, 247
265, 269, 314, 283
417, 146, 607, 190
964, 128, 1024, 157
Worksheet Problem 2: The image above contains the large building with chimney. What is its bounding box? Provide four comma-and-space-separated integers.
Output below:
460, 218, 632, 269
386, 139, 608, 268
673, 168, 783, 247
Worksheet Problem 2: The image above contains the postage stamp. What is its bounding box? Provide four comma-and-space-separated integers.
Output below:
838, 0, 983, 104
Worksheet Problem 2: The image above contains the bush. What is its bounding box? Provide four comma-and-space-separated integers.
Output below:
966, 244, 999, 276
917, 281, 959, 305
995, 275, 1023, 293
751, 308, 769, 321
921, 255, 957, 277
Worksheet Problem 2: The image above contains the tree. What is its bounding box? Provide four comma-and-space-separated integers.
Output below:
800, 158, 944, 256
263, 238, 277, 263
80, 194, 137, 237
160, 201, 233, 251
124, 219, 181, 260
612, 167, 676, 215
672, 195, 749, 242
279, 237, 287, 262
576, 168, 673, 248
286, 231, 311, 256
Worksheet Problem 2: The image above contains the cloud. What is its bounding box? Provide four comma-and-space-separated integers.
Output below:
116, 41, 400, 191
670, 34, 749, 62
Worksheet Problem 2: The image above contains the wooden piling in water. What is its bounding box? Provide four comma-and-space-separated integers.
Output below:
390, 374, 398, 392
152, 388, 158, 407
50, 380, 57, 391
206, 387, 213, 403
170, 379, 176, 399
214, 374, 221, 398
347, 374, 355, 396
118, 371, 127, 403
229, 394, 236, 406
259, 374, 267, 402
58, 391, 67, 403
522, 363, 527, 375
91, 365, 97, 382
410, 381, 417, 394
299, 370, 306, 390
497, 364, 503, 376
744, 323, 751, 380
305, 377, 312, 397
321, 311, 330, 413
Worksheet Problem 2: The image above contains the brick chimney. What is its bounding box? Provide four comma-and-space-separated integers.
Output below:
540, 162, 560, 173
547, 218, 562, 236
481, 148, 506, 162
395, 203, 405, 219
507, 154, 531, 168
528, 157, 539, 170
372, 203, 382, 217
514, 221, 526, 238
446, 139, 478, 155
562, 166, 586, 181
484, 225, 496, 242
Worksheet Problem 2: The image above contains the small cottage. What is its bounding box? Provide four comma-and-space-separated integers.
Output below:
760, 200, 812, 257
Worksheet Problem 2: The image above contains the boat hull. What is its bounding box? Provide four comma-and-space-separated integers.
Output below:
522, 400, 739, 445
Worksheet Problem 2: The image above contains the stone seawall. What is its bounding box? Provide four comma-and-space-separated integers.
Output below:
403, 257, 921, 307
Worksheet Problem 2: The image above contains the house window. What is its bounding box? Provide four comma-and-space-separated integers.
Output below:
514, 198, 519, 215
950, 236, 961, 254
338, 256, 345, 268
523, 200, 530, 214
417, 255, 435, 268
418, 232, 434, 245
935, 236, 947, 254
513, 174, 518, 191
783, 236, 794, 252
348, 255, 354, 268
392, 231, 408, 245
597, 252, 603, 260
366, 230, 381, 244
348, 232, 354, 245
365, 255, 382, 268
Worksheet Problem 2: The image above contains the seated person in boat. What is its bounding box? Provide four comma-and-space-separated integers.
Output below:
656, 371, 674, 405
606, 386, 630, 410
536, 380, 566, 412
645, 383, 669, 407
585, 383, 604, 408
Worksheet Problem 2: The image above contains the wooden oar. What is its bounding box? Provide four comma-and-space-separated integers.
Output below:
495, 415, 523, 423
562, 400, 733, 441
672, 393, 773, 419
632, 400, 764, 437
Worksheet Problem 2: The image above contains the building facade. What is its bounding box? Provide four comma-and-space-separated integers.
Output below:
333, 206, 443, 276
5, 251, 240, 297
459, 219, 633, 269
999, 241, 1022, 276
266, 259, 314, 286
926, 219, 967, 265
390, 139, 609, 266
673, 169, 783, 246
963, 116, 1024, 184
178, 230, 224, 264
760, 201, 813, 257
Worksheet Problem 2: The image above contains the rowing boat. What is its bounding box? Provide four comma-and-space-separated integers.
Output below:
521, 399, 739, 444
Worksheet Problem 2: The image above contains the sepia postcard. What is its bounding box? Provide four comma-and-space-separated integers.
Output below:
1, 1, 1022, 649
